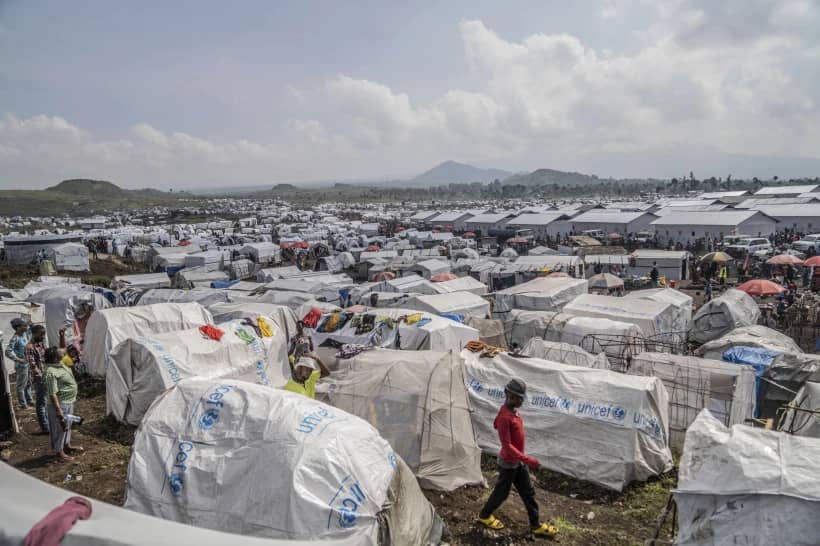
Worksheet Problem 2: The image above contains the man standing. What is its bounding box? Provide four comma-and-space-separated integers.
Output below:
25, 325, 49, 434
650, 262, 659, 287
283, 353, 329, 399
478, 378, 557, 538
4, 318, 33, 409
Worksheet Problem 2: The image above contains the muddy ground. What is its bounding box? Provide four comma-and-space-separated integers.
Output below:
4, 380, 676, 546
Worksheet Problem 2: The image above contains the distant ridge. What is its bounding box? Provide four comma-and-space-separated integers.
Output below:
48, 179, 126, 196
502, 168, 602, 187
410, 160, 512, 186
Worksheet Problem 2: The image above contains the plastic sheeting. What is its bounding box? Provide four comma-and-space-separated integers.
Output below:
84, 302, 213, 378
521, 338, 611, 369
107, 320, 289, 425
138, 288, 234, 309
463, 317, 507, 349
209, 302, 298, 340
434, 276, 488, 295
462, 351, 672, 491
402, 292, 490, 319
493, 277, 588, 316
563, 293, 683, 342
781, 381, 820, 437
675, 409, 820, 546
325, 349, 483, 491
49, 242, 90, 272
695, 325, 802, 360
0, 463, 362, 546
624, 288, 693, 334
125, 379, 442, 545
111, 273, 172, 291
690, 289, 760, 344
629, 352, 757, 451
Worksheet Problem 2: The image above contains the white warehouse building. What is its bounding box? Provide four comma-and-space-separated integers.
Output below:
505, 212, 572, 241
651, 211, 778, 245
568, 210, 657, 235
747, 204, 820, 235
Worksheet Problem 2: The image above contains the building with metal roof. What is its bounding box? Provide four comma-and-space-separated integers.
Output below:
754, 184, 820, 197
751, 204, 820, 233
569, 210, 658, 235
699, 190, 750, 199
506, 212, 572, 240
650, 210, 777, 245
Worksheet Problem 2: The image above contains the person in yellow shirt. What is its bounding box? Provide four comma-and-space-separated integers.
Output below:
283, 353, 330, 399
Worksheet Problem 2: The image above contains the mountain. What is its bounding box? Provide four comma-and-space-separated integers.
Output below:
502, 168, 606, 187
410, 161, 513, 186
47, 179, 127, 196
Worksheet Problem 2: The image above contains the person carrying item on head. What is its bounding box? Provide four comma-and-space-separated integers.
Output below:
283, 352, 329, 399
478, 378, 558, 538
5, 318, 33, 409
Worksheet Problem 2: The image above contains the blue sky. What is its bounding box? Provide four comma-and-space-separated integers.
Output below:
1, 0, 819, 189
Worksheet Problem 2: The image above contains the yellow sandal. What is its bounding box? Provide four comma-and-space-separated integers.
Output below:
532, 523, 559, 538
478, 514, 505, 530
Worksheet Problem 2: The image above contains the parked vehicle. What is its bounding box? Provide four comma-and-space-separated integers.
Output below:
726, 237, 773, 258
792, 234, 820, 253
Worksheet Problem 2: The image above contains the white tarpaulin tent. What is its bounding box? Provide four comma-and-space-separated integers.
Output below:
521, 338, 611, 369
695, 325, 802, 360
493, 277, 588, 316
325, 349, 483, 491
462, 350, 672, 490
209, 302, 298, 340
0, 463, 361, 546
107, 320, 289, 425
624, 288, 693, 334
40, 290, 112, 347
84, 302, 213, 378
563, 293, 684, 343
401, 292, 490, 319
0, 301, 45, 332
49, 242, 90, 272
675, 409, 820, 546
629, 352, 757, 451
781, 381, 820, 437
690, 289, 760, 344
111, 273, 172, 291
138, 288, 233, 309
125, 379, 443, 545
434, 276, 488, 295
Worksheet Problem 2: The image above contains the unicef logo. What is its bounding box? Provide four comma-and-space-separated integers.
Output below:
198, 408, 220, 429
168, 473, 184, 496
612, 407, 626, 421
337, 507, 357, 528
388, 453, 397, 469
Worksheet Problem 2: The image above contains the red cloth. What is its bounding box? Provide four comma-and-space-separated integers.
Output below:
25, 496, 92, 546
301, 308, 323, 329
494, 404, 540, 469
199, 324, 225, 341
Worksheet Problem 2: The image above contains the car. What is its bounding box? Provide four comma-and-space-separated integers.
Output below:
581, 229, 606, 242
634, 231, 654, 243
719, 234, 753, 248
792, 234, 820, 253
726, 237, 773, 257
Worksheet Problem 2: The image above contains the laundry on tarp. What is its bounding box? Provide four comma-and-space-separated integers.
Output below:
106, 320, 289, 425
83, 302, 213, 378
675, 409, 820, 546
325, 349, 483, 491
462, 350, 672, 491
690, 288, 760, 344
125, 378, 444, 545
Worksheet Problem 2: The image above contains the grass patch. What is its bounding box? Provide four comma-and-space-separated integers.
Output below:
551, 516, 578, 535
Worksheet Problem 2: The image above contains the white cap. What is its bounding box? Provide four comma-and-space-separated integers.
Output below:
295, 357, 316, 370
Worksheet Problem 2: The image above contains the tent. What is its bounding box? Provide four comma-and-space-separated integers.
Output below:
48, 242, 90, 272
137, 288, 233, 309
0, 301, 45, 333
433, 276, 488, 295
401, 292, 490, 319
184, 250, 224, 271
690, 289, 760, 344
111, 273, 172, 291
325, 349, 483, 491
174, 268, 230, 289
208, 302, 298, 340
240, 242, 281, 263
125, 379, 443, 545
462, 350, 672, 491
520, 338, 610, 369
695, 325, 801, 360
39, 289, 112, 347
675, 410, 820, 546
463, 316, 507, 349
629, 352, 757, 450
493, 277, 588, 317
781, 381, 820, 437
624, 288, 693, 334
0, 463, 361, 546
84, 302, 213, 378
504, 309, 643, 364
107, 319, 289, 425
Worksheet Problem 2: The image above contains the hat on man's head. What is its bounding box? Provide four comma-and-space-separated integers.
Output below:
505, 378, 527, 398
295, 357, 317, 371
10, 318, 26, 329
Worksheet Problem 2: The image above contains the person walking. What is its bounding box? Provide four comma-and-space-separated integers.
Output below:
650, 262, 659, 287
719, 264, 728, 286
5, 318, 33, 409
704, 279, 713, 302
25, 325, 50, 434
478, 378, 558, 538
44, 347, 83, 462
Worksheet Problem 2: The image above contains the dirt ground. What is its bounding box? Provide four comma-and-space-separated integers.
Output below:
0, 255, 145, 289
3, 379, 675, 546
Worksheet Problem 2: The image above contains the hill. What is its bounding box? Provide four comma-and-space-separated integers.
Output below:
47, 179, 127, 196
501, 168, 604, 187
410, 161, 512, 186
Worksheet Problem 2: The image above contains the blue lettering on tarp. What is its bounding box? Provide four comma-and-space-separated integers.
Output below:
633, 412, 665, 441
467, 379, 483, 394
531, 394, 573, 412
297, 406, 337, 434
233, 325, 271, 386
327, 475, 367, 530
142, 337, 182, 383
167, 440, 193, 497
198, 384, 235, 429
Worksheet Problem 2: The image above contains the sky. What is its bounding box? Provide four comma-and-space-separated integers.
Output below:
1, 0, 820, 189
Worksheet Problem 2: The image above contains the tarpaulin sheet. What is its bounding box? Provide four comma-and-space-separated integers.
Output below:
125, 379, 439, 544
107, 319, 289, 425
690, 289, 760, 344
493, 277, 588, 316
462, 351, 672, 491
675, 409, 820, 545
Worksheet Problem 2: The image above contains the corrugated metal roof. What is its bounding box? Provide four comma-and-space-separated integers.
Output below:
465, 213, 513, 224
654, 204, 729, 215
754, 184, 819, 195
752, 204, 820, 218
571, 210, 656, 223
650, 210, 767, 226
699, 191, 750, 198
506, 212, 569, 226
631, 249, 690, 259
602, 202, 654, 210
429, 211, 472, 222
737, 197, 817, 208
409, 211, 438, 221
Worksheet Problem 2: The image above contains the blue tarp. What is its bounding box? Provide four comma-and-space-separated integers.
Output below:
211, 279, 240, 289
722, 346, 780, 417
439, 313, 465, 323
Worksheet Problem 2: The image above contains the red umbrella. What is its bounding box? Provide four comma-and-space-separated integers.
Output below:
178, 239, 192, 246
607, 233, 623, 240
737, 279, 787, 296
394, 226, 405, 232
507, 237, 529, 244
804, 256, 820, 266
546, 272, 570, 278
372, 271, 396, 281
767, 254, 804, 265
463, 232, 476, 239
431, 272, 457, 282
366, 245, 380, 251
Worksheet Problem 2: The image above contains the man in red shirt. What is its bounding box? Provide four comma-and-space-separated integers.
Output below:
478, 378, 557, 538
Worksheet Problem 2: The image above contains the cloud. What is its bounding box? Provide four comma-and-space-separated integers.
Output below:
2, 0, 820, 187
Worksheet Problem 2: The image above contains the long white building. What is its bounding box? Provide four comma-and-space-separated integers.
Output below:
651, 210, 777, 245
